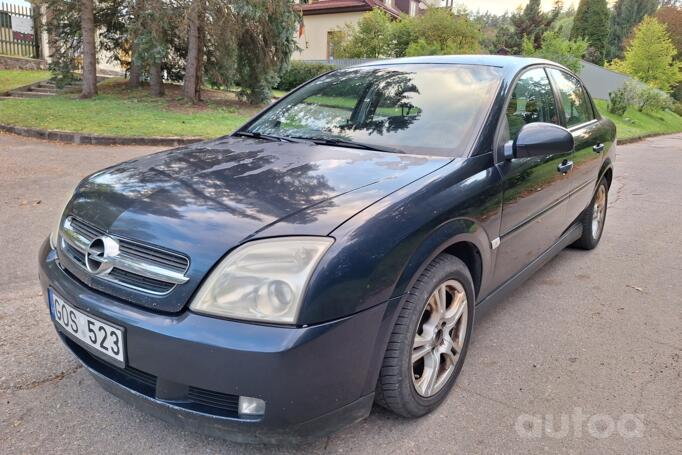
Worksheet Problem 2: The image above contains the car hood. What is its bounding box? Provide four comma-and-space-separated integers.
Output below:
66, 136, 449, 312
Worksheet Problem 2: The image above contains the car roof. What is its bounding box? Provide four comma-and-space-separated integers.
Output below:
354, 55, 569, 74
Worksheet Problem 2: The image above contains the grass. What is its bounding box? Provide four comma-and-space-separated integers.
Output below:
1, 71, 680, 141
0, 78, 256, 138
594, 99, 682, 141
0, 69, 51, 93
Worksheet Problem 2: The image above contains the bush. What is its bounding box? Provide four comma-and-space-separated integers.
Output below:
607, 80, 674, 115
608, 88, 629, 116
672, 103, 682, 117
275, 61, 334, 91
636, 85, 674, 112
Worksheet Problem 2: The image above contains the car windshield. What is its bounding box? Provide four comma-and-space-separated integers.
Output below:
245, 64, 503, 157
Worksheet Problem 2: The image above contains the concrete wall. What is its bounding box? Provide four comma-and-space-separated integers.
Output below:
0, 54, 47, 70
578, 60, 635, 100
293, 12, 364, 61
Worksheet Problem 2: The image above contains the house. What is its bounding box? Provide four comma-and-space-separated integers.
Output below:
293, 0, 427, 61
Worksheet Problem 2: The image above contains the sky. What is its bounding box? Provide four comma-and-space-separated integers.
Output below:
451, 0, 580, 15
5, 0, 580, 15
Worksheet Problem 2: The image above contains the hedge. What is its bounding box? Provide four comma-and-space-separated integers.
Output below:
276, 61, 334, 91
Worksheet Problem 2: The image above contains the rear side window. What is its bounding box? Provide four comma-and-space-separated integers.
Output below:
548, 69, 594, 128
506, 68, 559, 141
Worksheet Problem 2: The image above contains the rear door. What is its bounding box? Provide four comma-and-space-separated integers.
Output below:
546, 68, 605, 222
492, 67, 574, 286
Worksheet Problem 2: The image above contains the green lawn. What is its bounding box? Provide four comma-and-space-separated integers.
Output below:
0, 69, 51, 93
1, 73, 681, 141
594, 99, 682, 141
0, 81, 254, 138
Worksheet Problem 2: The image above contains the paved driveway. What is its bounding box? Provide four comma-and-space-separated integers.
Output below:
1, 132, 680, 454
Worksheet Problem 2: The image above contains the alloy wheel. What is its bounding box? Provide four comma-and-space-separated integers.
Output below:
411, 280, 468, 397
592, 185, 607, 240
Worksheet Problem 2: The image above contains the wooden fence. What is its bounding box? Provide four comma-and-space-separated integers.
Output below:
0, 2, 39, 59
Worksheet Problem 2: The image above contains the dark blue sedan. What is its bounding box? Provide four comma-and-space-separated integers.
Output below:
39, 56, 615, 443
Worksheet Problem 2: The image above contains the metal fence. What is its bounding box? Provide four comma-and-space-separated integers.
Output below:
300, 58, 378, 69
0, 2, 39, 58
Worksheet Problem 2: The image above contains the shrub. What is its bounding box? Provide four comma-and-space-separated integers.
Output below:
276, 61, 333, 91
672, 103, 682, 117
608, 80, 674, 115
636, 85, 674, 112
608, 88, 628, 115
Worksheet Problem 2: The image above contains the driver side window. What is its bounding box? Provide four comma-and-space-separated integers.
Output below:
506, 68, 559, 141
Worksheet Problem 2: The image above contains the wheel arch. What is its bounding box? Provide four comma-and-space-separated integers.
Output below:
391, 218, 492, 304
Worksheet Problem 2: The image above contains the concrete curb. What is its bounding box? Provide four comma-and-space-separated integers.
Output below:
0, 124, 204, 146
618, 133, 673, 145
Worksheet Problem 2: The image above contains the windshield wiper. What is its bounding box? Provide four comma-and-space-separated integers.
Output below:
233, 131, 305, 144
304, 137, 404, 154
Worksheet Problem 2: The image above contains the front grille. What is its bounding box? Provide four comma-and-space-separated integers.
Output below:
58, 216, 189, 295
109, 269, 175, 294
62, 335, 241, 418
62, 335, 157, 396
188, 386, 240, 414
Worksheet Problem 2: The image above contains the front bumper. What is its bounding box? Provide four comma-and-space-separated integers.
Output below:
39, 239, 390, 443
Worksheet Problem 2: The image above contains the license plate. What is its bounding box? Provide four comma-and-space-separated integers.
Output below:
50, 290, 125, 367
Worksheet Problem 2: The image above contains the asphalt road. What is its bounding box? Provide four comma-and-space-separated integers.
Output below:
1, 132, 680, 454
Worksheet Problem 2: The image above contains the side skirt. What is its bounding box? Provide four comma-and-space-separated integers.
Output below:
476, 222, 583, 312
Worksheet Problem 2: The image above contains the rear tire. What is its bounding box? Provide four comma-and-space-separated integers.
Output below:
572, 177, 609, 250
375, 254, 474, 418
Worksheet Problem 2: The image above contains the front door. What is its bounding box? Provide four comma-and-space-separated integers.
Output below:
493, 67, 574, 286
547, 68, 606, 222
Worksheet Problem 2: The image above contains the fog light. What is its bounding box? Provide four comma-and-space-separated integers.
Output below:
238, 396, 266, 417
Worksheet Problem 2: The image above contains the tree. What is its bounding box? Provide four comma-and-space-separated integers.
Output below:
570, 0, 609, 64
606, 0, 659, 60
333, 9, 393, 58
334, 7, 482, 58
472, 10, 512, 52
183, 0, 205, 102
130, 0, 175, 97
79, 0, 98, 98
523, 31, 589, 73
607, 17, 682, 92
40, 0, 298, 105
656, 5, 682, 58
127, 0, 143, 88
402, 7, 482, 56
552, 4, 576, 39
232, 0, 299, 104
500, 0, 561, 54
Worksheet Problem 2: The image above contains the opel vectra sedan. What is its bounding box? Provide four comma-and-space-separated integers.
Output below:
39, 56, 615, 442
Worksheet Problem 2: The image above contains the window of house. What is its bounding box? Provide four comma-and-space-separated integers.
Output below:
327, 31, 342, 61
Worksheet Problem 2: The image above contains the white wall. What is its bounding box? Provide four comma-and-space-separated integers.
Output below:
294, 12, 365, 61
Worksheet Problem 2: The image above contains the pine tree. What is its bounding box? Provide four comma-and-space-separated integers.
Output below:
570, 0, 609, 65
502, 0, 561, 54
606, 0, 659, 61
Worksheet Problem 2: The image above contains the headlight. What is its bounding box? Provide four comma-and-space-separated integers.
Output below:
190, 237, 334, 324
49, 191, 74, 249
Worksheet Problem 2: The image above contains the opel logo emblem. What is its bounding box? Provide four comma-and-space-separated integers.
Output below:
85, 236, 119, 275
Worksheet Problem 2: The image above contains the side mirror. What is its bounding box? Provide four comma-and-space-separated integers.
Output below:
504, 122, 574, 160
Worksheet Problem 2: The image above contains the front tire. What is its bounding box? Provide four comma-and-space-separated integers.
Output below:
572, 177, 608, 250
375, 254, 474, 418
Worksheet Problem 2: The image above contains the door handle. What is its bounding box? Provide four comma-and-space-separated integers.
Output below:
593, 143, 605, 153
557, 160, 574, 174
